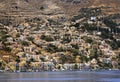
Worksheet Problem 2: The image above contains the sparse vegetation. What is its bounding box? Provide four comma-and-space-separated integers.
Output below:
41, 35, 54, 42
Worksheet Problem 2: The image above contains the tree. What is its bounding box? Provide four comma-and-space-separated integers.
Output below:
27, 37, 34, 42
116, 40, 120, 47
101, 31, 113, 39
16, 33, 20, 37
0, 61, 2, 69
40, 57, 45, 62
1, 34, 11, 43
45, 44, 58, 53
70, 49, 79, 57
40, 6, 44, 10
21, 41, 29, 46
80, 55, 89, 63
82, 36, 93, 44
41, 35, 54, 42
74, 64, 78, 70
57, 47, 64, 52
84, 23, 97, 31
117, 54, 120, 69
110, 41, 118, 50
90, 48, 98, 60
62, 36, 71, 43
29, 58, 35, 62
71, 44, 79, 49
103, 19, 117, 29
15, 56, 20, 63
3, 46, 11, 52
106, 40, 119, 50
60, 55, 74, 64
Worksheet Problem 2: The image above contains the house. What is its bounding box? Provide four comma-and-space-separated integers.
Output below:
12, 42, 18, 48
26, 53, 32, 60
23, 45, 35, 53
19, 35, 26, 41
90, 17, 96, 21
102, 58, 111, 64
0, 26, 7, 31
31, 55, 40, 61
16, 51, 24, 56
7, 37, 13, 43
93, 31, 101, 35
87, 20, 94, 24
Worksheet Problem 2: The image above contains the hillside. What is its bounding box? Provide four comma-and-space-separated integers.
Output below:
0, 0, 120, 71
0, 0, 119, 26
0, 0, 120, 15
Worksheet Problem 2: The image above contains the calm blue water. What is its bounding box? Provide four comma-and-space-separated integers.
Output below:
0, 71, 120, 82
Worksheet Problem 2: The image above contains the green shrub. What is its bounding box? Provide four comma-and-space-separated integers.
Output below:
41, 35, 54, 42
27, 37, 34, 42
21, 41, 29, 46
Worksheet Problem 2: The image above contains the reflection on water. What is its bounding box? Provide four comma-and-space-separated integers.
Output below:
0, 71, 120, 82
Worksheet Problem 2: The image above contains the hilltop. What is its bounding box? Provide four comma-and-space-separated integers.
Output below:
0, 0, 120, 15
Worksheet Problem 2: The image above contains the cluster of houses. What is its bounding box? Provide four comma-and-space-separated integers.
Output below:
0, 15, 119, 72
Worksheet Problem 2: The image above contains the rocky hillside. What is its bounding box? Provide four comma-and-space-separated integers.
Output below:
0, 0, 120, 16
0, 0, 120, 26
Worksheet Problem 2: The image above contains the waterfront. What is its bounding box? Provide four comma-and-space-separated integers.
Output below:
0, 71, 120, 82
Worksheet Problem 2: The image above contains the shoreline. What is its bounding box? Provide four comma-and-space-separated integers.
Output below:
0, 69, 119, 73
